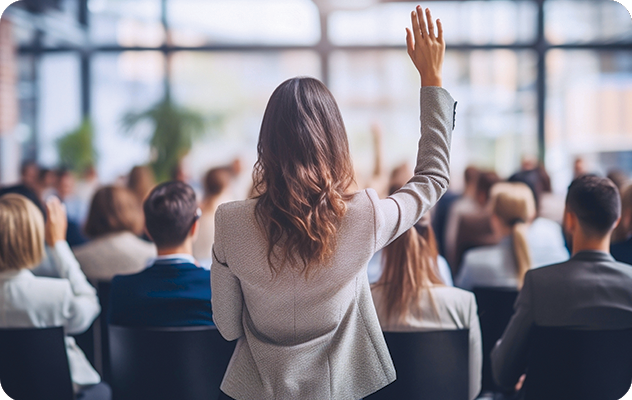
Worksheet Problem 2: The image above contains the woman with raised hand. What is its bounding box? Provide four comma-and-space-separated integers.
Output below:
0, 194, 110, 400
211, 6, 455, 400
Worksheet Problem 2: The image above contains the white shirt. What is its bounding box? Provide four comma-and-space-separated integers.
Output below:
0, 241, 101, 386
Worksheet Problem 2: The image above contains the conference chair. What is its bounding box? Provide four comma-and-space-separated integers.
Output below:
366, 329, 469, 400
473, 287, 519, 393
523, 326, 632, 400
0, 326, 74, 400
109, 325, 236, 400
97, 281, 112, 382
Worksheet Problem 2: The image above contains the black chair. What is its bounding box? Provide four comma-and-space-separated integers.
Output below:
523, 326, 632, 400
109, 325, 236, 400
0, 326, 74, 400
473, 287, 519, 393
366, 329, 469, 400
99, 281, 112, 383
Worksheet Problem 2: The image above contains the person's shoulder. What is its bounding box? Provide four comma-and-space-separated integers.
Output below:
216, 199, 257, 222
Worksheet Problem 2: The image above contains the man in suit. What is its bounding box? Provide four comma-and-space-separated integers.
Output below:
491, 175, 632, 390
108, 181, 213, 327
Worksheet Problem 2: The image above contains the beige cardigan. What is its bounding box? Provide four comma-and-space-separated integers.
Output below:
211, 87, 455, 400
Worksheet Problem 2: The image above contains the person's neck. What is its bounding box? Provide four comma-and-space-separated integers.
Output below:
463, 185, 477, 199
201, 196, 219, 212
571, 233, 611, 256
156, 241, 193, 257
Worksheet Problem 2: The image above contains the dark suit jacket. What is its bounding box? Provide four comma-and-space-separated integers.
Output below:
491, 251, 632, 389
611, 237, 632, 266
108, 259, 213, 327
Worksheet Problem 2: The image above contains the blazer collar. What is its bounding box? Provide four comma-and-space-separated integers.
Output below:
571, 250, 615, 263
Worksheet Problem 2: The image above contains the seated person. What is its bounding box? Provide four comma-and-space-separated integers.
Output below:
74, 186, 156, 282
371, 218, 482, 400
108, 181, 213, 327
0, 194, 110, 400
611, 184, 632, 265
491, 175, 632, 391
456, 182, 536, 290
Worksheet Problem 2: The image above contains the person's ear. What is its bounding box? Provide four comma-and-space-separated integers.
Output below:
189, 219, 199, 239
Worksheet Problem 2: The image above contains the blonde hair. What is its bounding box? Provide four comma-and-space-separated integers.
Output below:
0, 194, 45, 271
489, 182, 536, 288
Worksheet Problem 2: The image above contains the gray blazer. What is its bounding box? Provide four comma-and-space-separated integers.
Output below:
491, 251, 632, 389
211, 87, 455, 400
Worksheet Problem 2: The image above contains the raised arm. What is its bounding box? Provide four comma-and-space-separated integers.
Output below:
45, 197, 100, 334
372, 6, 455, 250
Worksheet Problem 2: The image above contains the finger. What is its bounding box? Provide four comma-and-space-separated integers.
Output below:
405, 28, 414, 55
437, 19, 444, 43
416, 5, 428, 38
410, 10, 423, 44
426, 8, 435, 39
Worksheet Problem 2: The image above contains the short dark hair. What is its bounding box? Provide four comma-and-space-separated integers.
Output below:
143, 181, 198, 248
566, 175, 621, 236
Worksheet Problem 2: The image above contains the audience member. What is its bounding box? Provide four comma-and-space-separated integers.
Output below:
108, 181, 212, 327
19, 160, 39, 191
611, 182, 632, 245
192, 164, 237, 262
0, 194, 110, 400
451, 171, 501, 272
55, 169, 88, 246
127, 165, 156, 205
508, 169, 569, 268
73, 186, 156, 282
371, 216, 481, 400
443, 166, 480, 267
38, 167, 58, 200
211, 8, 452, 398
611, 184, 632, 263
573, 156, 588, 178
491, 175, 632, 392
456, 182, 536, 290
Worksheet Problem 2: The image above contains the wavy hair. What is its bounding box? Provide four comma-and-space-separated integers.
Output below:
252, 77, 355, 275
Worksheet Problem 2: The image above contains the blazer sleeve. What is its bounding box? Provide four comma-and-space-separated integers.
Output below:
467, 293, 483, 400
490, 271, 536, 389
371, 87, 454, 251
53, 241, 100, 335
211, 206, 244, 341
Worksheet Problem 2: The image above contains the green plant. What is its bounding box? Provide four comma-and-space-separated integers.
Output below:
56, 118, 97, 175
122, 97, 209, 182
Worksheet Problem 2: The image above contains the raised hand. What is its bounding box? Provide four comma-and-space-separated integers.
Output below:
45, 196, 68, 247
406, 6, 445, 87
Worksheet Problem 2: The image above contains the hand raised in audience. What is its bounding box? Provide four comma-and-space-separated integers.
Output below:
406, 6, 445, 87
45, 196, 68, 247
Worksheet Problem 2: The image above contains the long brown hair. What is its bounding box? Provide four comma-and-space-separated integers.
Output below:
374, 214, 445, 322
84, 186, 145, 238
489, 182, 536, 288
252, 77, 355, 275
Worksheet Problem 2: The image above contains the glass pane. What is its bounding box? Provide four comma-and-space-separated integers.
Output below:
546, 50, 632, 191
168, 0, 320, 46
38, 54, 82, 167
89, 0, 164, 45
329, 1, 538, 46
91, 52, 165, 181
329, 49, 537, 190
170, 51, 321, 192
546, 0, 632, 44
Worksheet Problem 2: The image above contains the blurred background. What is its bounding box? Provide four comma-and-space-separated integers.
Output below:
0, 0, 631, 196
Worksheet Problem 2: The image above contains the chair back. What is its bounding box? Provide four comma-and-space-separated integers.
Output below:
0, 326, 74, 400
97, 280, 112, 382
473, 287, 519, 392
524, 326, 632, 400
366, 329, 469, 400
109, 325, 236, 400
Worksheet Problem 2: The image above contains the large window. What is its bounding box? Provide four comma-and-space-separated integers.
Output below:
6, 0, 632, 190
